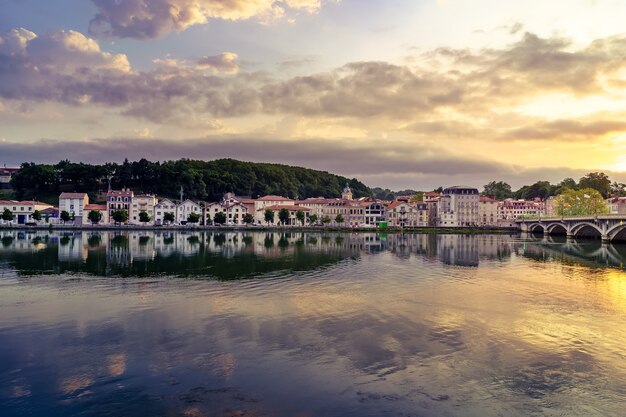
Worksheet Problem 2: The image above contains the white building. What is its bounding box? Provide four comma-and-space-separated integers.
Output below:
437, 186, 479, 227
154, 198, 177, 225
0, 200, 53, 225
176, 199, 202, 225
107, 189, 133, 223
478, 195, 498, 226
205, 198, 249, 225
130, 194, 157, 225
386, 202, 429, 227
254, 196, 295, 224
59, 192, 89, 224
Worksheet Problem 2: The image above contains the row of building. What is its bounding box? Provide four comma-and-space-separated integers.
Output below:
2, 185, 624, 228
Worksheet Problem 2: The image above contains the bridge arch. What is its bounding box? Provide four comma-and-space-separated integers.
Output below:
546, 223, 568, 235
607, 223, 626, 242
570, 222, 603, 239
528, 223, 545, 234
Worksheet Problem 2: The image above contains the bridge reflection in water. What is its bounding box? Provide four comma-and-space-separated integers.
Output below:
1, 230, 626, 277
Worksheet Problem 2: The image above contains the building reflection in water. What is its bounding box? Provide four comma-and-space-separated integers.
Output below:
1, 230, 626, 277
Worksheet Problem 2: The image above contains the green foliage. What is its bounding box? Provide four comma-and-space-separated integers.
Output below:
554, 188, 608, 216
309, 213, 318, 224
264, 209, 275, 224
139, 211, 151, 224
2, 208, 14, 222
579, 172, 611, 198
295, 210, 305, 225
32, 210, 42, 221
243, 213, 254, 224
214, 212, 227, 225
60, 210, 71, 223
112, 210, 128, 223
335, 213, 344, 224
321, 215, 331, 224
87, 210, 102, 224
163, 212, 175, 223
10, 158, 371, 202
278, 208, 290, 225
187, 212, 201, 224
482, 181, 513, 200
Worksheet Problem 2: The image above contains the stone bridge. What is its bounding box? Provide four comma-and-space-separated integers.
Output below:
516, 215, 626, 242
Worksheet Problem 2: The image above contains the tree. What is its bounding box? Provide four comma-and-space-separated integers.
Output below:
515, 181, 554, 200
553, 188, 608, 216
295, 210, 305, 225
335, 213, 344, 224
32, 210, 42, 222
278, 208, 290, 225
139, 211, 151, 224
60, 210, 71, 223
187, 212, 201, 224
410, 192, 424, 202
214, 212, 227, 225
579, 172, 611, 198
611, 181, 626, 197
112, 210, 128, 224
309, 213, 318, 224
243, 213, 254, 224
2, 208, 14, 223
264, 209, 275, 225
87, 210, 102, 224
321, 215, 331, 225
163, 212, 175, 224
483, 181, 512, 200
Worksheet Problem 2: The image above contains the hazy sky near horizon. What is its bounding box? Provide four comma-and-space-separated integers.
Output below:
2, 0, 626, 190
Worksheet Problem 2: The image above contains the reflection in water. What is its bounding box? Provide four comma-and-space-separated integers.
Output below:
1, 231, 626, 416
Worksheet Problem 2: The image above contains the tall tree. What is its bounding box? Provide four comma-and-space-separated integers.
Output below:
278, 208, 290, 225
87, 210, 102, 224
295, 210, 305, 226
482, 181, 513, 200
264, 209, 275, 225
579, 172, 611, 198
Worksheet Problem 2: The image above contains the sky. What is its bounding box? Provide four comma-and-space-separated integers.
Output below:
2, 0, 626, 190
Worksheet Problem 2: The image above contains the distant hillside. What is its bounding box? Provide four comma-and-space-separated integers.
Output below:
10, 158, 371, 202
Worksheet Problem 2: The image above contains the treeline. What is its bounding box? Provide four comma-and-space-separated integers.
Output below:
483, 172, 623, 200
10, 158, 371, 202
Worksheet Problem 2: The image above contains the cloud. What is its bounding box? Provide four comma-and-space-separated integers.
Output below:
196, 52, 239, 73
2, 135, 623, 190
503, 119, 626, 141
89, 0, 326, 39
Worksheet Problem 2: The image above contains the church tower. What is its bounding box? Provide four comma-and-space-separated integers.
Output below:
342, 183, 353, 200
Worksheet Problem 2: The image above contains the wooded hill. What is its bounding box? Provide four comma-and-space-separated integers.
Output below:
9, 158, 371, 203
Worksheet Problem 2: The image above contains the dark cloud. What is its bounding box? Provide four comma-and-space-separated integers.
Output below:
3, 136, 620, 190
89, 0, 324, 39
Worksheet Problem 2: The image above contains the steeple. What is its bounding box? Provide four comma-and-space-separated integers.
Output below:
342, 183, 353, 200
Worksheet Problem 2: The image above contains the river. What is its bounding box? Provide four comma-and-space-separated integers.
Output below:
1, 230, 625, 416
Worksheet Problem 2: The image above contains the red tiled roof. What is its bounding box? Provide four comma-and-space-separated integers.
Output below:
259, 205, 310, 212
85, 204, 107, 210
107, 189, 133, 197
257, 195, 293, 202
59, 192, 88, 199
480, 196, 497, 203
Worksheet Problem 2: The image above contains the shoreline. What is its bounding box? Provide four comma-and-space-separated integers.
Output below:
0, 224, 520, 234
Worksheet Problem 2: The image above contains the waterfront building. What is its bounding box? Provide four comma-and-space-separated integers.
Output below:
296, 198, 330, 220
362, 201, 387, 227
258, 205, 310, 226
59, 192, 89, 225
254, 196, 295, 224
154, 198, 177, 225
386, 202, 429, 227
437, 186, 479, 227
107, 189, 134, 223
478, 195, 498, 226
498, 198, 543, 221
130, 194, 157, 225
608, 197, 626, 214
82, 204, 109, 224
205, 193, 249, 225
0, 200, 53, 225
176, 199, 202, 225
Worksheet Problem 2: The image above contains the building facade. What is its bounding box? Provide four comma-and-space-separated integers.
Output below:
437, 186, 479, 227
59, 192, 89, 224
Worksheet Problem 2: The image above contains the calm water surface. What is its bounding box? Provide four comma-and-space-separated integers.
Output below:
1, 230, 626, 416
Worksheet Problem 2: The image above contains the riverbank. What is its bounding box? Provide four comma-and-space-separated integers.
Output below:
0, 224, 519, 234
